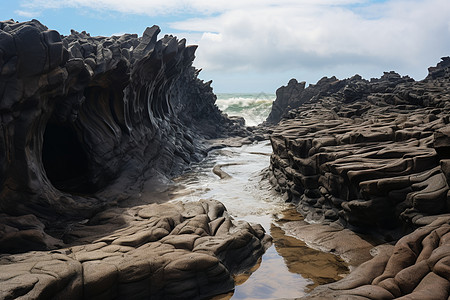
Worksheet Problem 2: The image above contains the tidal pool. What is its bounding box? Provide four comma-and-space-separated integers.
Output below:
171, 142, 348, 299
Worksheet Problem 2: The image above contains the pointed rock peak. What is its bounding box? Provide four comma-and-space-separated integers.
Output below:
142, 25, 160, 42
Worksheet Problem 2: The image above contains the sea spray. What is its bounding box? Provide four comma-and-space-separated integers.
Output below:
216, 93, 275, 126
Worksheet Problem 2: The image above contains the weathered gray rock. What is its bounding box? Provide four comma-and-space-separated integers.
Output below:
0, 19, 246, 227
0, 19, 262, 300
268, 57, 450, 233
268, 57, 450, 299
303, 216, 450, 299
266, 76, 346, 124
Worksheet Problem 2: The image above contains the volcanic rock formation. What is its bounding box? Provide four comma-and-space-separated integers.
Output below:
0, 19, 247, 222
0, 20, 266, 300
267, 57, 450, 298
268, 58, 450, 232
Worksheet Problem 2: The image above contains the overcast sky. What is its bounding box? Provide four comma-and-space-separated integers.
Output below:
1, 0, 449, 93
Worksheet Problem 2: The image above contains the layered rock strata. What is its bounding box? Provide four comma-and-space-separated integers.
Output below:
268, 58, 450, 232
267, 58, 450, 298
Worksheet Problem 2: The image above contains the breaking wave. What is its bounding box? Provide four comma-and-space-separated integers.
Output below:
216, 93, 275, 126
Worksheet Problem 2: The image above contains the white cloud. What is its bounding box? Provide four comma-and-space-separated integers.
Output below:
17, 0, 450, 87
19, 0, 370, 16
111, 32, 126, 36
171, 0, 450, 81
14, 9, 41, 18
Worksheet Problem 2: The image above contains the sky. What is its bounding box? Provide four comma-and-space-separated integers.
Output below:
1, 0, 449, 93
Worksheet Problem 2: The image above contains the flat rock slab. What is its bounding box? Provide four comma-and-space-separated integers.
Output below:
0, 199, 270, 300
281, 219, 377, 270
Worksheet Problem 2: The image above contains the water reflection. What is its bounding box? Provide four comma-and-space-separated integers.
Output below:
271, 210, 348, 290
230, 230, 311, 299
171, 143, 348, 299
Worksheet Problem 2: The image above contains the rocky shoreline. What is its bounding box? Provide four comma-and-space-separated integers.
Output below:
267, 57, 450, 299
0, 20, 265, 299
1, 18, 450, 300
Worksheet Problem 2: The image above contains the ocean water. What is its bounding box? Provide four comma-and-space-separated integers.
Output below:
216, 93, 275, 126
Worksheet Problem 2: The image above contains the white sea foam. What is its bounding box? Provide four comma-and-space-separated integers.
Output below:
171, 143, 288, 218
216, 93, 275, 126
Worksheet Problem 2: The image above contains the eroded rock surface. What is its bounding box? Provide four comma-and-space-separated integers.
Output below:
269, 57, 450, 232
267, 57, 450, 298
0, 19, 245, 224
304, 216, 450, 299
0, 20, 266, 300
0, 199, 269, 300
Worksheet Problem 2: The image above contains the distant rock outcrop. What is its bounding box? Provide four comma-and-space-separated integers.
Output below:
266, 71, 416, 124
266, 76, 347, 124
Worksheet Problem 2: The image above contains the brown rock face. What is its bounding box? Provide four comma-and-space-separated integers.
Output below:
0, 200, 270, 300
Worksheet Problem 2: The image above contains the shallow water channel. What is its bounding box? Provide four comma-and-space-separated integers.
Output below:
170, 142, 348, 299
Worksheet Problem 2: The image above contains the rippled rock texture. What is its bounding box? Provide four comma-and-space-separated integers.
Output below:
304, 216, 450, 299
0, 199, 269, 299
0, 19, 244, 223
0, 20, 267, 299
269, 57, 450, 231
268, 57, 450, 298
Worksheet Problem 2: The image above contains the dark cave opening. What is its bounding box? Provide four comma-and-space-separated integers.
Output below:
42, 122, 96, 194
